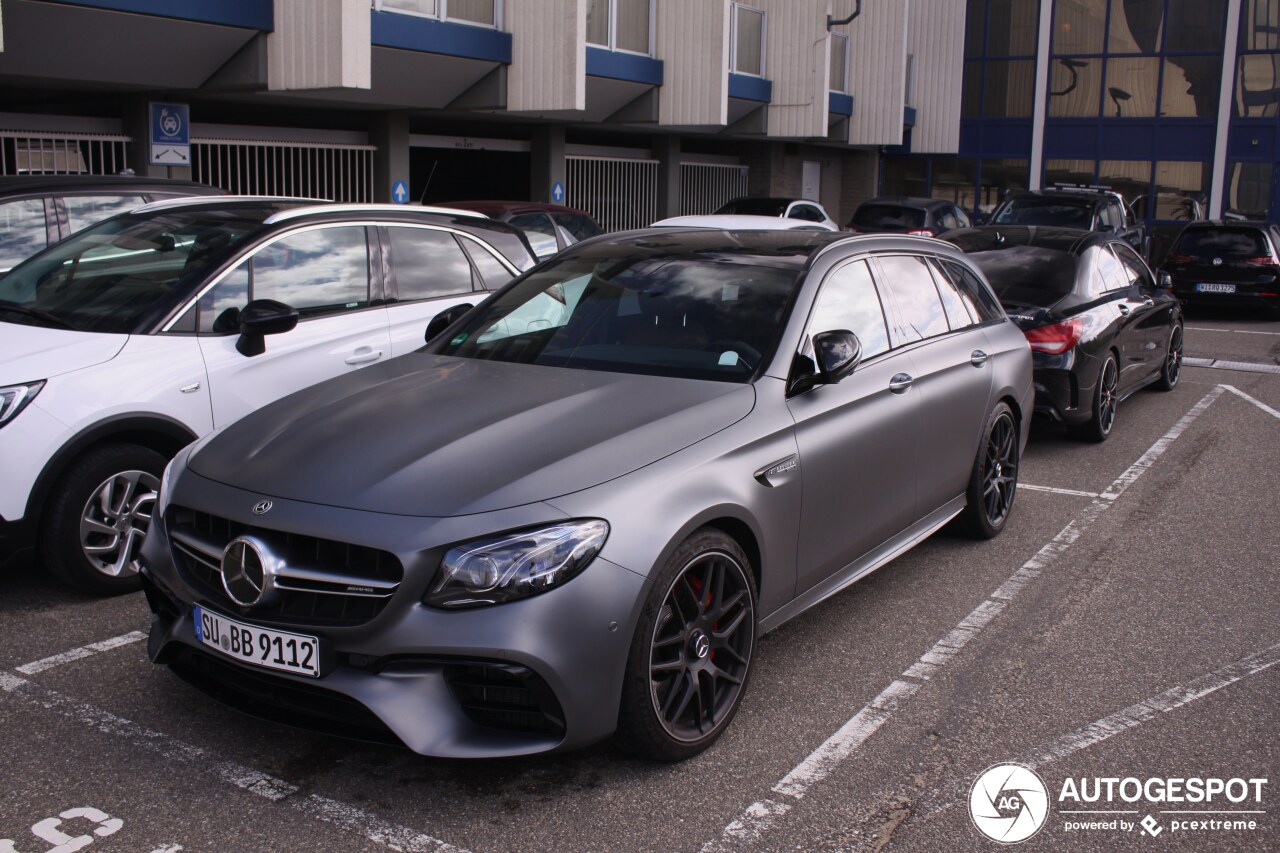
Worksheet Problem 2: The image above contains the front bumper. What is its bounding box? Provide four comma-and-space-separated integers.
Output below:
140, 471, 649, 758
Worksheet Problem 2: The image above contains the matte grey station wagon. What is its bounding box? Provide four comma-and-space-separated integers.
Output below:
140, 229, 1033, 760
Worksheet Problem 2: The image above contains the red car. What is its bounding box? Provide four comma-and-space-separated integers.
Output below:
443, 201, 603, 259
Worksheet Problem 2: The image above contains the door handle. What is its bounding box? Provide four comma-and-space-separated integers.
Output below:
1118, 303, 1131, 316
1142, 297, 1154, 307
970, 350, 989, 367
889, 373, 914, 394
344, 349, 383, 366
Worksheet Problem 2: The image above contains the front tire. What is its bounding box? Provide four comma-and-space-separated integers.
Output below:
615, 529, 757, 761
1154, 323, 1182, 391
955, 402, 1019, 540
1070, 352, 1119, 443
40, 443, 165, 596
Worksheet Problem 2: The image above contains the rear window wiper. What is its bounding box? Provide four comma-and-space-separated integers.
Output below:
0, 301, 76, 331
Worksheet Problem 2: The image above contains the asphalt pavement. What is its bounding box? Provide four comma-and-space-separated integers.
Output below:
2, 306, 1277, 853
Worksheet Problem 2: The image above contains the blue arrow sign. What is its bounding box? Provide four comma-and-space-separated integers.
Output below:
551, 181, 565, 204
392, 180, 409, 204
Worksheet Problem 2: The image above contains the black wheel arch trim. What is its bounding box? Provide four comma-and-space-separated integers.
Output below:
25, 413, 199, 527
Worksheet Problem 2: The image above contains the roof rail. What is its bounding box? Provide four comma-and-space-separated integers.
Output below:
130, 195, 329, 215
262, 204, 488, 225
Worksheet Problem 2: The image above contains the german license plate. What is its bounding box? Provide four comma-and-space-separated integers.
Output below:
194, 606, 319, 677
1196, 283, 1236, 294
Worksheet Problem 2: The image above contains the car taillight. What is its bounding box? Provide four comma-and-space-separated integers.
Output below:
1023, 317, 1084, 355
1168, 254, 1195, 264
907, 229, 935, 237
1241, 256, 1279, 267
844, 225, 859, 233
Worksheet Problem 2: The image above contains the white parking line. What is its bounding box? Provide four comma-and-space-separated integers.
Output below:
0, 674, 468, 853
1187, 326, 1280, 336
699, 384, 1245, 852
918, 643, 1280, 822
1018, 484, 1102, 498
16, 631, 147, 675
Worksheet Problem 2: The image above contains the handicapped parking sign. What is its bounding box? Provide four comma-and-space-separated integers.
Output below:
392, 180, 409, 204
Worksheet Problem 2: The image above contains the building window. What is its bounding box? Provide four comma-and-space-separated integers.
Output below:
373, 0, 498, 28
587, 0, 652, 55
731, 4, 766, 77
905, 53, 915, 106
830, 34, 849, 93
1227, 161, 1273, 218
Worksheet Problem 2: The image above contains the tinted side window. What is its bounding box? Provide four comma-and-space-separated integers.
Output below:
1112, 243, 1152, 288
940, 260, 1005, 322
808, 259, 890, 359
253, 226, 370, 318
789, 205, 825, 222
953, 206, 972, 228
62, 195, 146, 234
197, 262, 250, 333
926, 258, 976, 330
460, 236, 515, 290
387, 227, 474, 301
1096, 246, 1131, 292
508, 212, 558, 257
940, 210, 960, 230
552, 213, 602, 241
875, 254, 950, 345
0, 198, 49, 271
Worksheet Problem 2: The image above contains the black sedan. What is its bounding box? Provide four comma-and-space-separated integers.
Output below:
947, 226, 1183, 441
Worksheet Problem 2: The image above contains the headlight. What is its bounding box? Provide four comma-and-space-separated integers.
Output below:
0, 380, 46, 429
425, 519, 609, 609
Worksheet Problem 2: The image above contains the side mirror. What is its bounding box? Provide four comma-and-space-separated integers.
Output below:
788, 330, 862, 396
813, 330, 863, 382
1158, 270, 1173, 290
236, 299, 298, 357
425, 303, 474, 343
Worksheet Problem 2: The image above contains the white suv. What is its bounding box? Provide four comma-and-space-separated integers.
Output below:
0, 197, 534, 594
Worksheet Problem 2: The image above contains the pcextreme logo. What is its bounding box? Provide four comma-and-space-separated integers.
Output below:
969, 765, 1269, 844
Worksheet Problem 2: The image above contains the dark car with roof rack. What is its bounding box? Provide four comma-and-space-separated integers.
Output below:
990, 186, 1147, 258
847, 196, 972, 237
0, 196, 536, 595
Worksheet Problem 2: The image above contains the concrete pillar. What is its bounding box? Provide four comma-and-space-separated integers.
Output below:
530, 125, 566, 203
654, 135, 682, 219
370, 111, 410, 204
121, 99, 193, 181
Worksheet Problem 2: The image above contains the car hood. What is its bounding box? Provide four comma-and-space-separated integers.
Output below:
188, 354, 756, 516
0, 322, 126, 384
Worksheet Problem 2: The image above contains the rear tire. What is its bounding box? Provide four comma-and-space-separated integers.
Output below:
40, 443, 165, 596
1070, 352, 1119, 443
615, 529, 757, 761
1154, 323, 1182, 392
955, 402, 1019, 540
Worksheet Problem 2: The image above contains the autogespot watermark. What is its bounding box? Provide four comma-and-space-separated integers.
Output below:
969, 767, 1269, 844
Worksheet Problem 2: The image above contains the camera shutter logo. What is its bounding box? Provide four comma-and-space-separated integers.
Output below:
969, 763, 1050, 844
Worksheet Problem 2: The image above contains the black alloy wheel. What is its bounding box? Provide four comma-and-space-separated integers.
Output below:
956, 402, 1019, 539
1155, 324, 1183, 391
616, 529, 757, 761
1072, 352, 1119, 443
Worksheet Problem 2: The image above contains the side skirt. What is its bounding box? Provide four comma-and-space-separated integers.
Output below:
758, 496, 966, 634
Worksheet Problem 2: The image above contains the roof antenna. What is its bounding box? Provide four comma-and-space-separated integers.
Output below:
418, 161, 439, 204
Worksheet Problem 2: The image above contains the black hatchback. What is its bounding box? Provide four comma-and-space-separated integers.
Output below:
1158, 220, 1280, 316
947, 226, 1183, 442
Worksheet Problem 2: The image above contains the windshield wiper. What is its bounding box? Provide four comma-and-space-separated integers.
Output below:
0, 301, 77, 331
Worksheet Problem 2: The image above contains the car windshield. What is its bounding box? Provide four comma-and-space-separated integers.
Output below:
435, 249, 802, 382
716, 198, 789, 217
853, 204, 926, 230
1172, 227, 1269, 260
0, 208, 270, 334
992, 197, 1093, 229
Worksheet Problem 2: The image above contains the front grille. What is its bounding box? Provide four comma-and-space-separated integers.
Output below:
166, 506, 403, 627
442, 661, 566, 735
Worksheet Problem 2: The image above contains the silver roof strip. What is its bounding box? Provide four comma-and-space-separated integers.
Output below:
262, 204, 487, 225
130, 195, 328, 215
